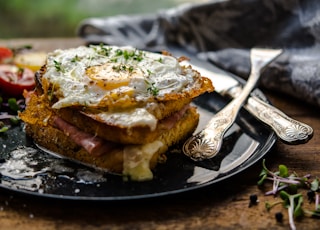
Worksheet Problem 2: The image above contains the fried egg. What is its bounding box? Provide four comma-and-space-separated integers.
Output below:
42, 45, 213, 131
43, 45, 199, 110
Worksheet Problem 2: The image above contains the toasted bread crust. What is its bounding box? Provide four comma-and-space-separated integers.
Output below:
20, 92, 194, 144
23, 106, 198, 173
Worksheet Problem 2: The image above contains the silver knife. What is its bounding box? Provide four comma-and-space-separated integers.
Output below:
176, 53, 313, 144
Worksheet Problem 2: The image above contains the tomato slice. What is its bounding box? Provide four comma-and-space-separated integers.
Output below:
0, 64, 35, 97
0, 47, 13, 64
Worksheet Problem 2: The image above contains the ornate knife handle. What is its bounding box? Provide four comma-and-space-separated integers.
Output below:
226, 86, 313, 144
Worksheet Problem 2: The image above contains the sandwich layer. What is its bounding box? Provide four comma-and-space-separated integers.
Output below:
20, 45, 214, 181
21, 91, 199, 181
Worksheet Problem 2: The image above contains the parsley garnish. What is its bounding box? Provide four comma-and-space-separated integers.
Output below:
71, 55, 81, 62
146, 81, 159, 96
53, 60, 63, 72
98, 44, 112, 56
115, 49, 123, 56
115, 48, 144, 62
112, 64, 134, 73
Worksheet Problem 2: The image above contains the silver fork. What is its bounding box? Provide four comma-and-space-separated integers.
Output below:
183, 48, 283, 161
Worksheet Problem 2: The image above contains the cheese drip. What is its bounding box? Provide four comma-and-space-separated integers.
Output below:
123, 141, 163, 181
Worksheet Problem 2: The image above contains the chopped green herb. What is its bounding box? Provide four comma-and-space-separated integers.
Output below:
116, 49, 144, 62
54, 60, 63, 72
97, 44, 112, 56
128, 66, 134, 73
146, 82, 159, 96
116, 49, 123, 56
110, 57, 118, 63
112, 64, 134, 73
133, 50, 144, 61
71, 55, 81, 62
147, 69, 152, 76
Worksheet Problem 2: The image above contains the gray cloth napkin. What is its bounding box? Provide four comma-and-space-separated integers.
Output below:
78, 0, 320, 107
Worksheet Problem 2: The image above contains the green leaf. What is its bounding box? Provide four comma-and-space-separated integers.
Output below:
311, 178, 319, 191
8, 98, 20, 111
279, 164, 288, 177
257, 171, 267, 186
294, 194, 304, 218
279, 190, 290, 206
10, 116, 20, 125
0, 126, 9, 133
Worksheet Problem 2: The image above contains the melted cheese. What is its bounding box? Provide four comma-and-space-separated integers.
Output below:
122, 140, 163, 181
83, 107, 158, 131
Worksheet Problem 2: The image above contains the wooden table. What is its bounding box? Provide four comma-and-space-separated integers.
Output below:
0, 38, 319, 230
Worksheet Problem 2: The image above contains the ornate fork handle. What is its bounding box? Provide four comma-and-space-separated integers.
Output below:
183, 97, 245, 161
183, 65, 261, 161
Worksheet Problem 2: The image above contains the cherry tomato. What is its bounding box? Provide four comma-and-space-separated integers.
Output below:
0, 47, 13, 64
0, 64, 35, 97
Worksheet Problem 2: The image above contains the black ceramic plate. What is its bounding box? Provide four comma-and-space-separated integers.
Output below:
0, 88, 276, 201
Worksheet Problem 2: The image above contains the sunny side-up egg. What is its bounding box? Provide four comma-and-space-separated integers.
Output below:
42, 45, 200, 131
44, 45, 196, 109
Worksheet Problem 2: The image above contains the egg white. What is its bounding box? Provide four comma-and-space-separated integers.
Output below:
44, 45, 196, 109
43, 45, 199, 130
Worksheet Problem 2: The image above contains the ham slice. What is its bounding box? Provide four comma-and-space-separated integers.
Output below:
52, 104, 190, 156
159, 104, 190, 130
53, 116, 118, 157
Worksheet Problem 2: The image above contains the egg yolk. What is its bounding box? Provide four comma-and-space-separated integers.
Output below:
86, 62, 143, 91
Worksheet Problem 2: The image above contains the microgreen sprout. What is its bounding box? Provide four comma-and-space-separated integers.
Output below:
0, 97, 22, 133
258, 159, 320, 229
258, 159, 306, 195
280, 191, 304, 230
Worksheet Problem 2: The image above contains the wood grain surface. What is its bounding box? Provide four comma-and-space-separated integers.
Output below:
0, 38, 319, 230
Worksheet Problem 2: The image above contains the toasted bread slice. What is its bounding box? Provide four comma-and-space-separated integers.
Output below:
22, 103, 198, 179
20, 91, 194, 144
